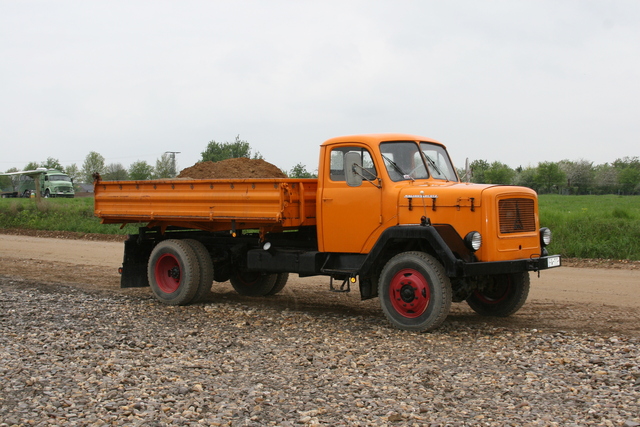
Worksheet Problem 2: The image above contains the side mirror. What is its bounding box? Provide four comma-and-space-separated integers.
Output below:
344, 152, 363, 187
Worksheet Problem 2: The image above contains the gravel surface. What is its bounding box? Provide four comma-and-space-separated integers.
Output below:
2, 277, 639, 427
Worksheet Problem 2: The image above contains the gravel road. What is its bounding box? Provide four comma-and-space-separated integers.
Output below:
1, 233, 640, 426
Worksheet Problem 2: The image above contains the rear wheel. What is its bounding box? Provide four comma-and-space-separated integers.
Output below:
466, 272, 530, 317
184, 239, 214, 303
230, 269, 277, 296
147, 239, 200, 305
379, 251, 451, 332
265, 273, 289, 296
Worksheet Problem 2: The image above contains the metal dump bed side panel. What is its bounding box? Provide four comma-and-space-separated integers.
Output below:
94, 178, 318, 230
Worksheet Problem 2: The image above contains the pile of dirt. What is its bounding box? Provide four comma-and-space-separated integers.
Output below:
177, 158, 287, 179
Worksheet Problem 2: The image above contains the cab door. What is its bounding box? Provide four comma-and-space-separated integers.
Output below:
319, 145, 382, 253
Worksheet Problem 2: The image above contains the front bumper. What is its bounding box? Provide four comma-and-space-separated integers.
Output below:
461, 254, 561, 277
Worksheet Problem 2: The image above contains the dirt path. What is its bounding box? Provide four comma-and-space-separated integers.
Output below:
1, 234, 639, 335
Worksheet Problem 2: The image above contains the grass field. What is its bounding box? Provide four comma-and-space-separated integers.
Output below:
538, 194, 640, 260
1, 195, 639, 260
0, 197, 138, 235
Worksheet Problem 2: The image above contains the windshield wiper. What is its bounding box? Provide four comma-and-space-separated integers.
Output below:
424, 155, 446, 180
381, 154, 414, 181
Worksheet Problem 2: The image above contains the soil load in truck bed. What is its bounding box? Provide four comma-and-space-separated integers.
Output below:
177, 158, 287, 179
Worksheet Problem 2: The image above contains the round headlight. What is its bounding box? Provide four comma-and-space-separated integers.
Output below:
540, 227, 552, 247
464, 231, 482, 252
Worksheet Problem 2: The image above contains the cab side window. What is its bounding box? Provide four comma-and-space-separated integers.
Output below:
329, 147, 376, 182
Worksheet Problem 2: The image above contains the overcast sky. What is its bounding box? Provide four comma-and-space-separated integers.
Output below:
1, 1, 639, 175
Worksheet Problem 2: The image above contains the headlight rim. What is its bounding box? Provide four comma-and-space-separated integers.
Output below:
540, 227, 552, 247
464, 231, 482, 252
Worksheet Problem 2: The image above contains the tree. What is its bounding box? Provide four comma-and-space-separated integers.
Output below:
24, 161, 40, 171
155, 153, 176, 178
469, 160, 490, 183
103, 163, 129, 181
129, 160, 155, 180
82, 152, 106, 183
593, 164, 618, 194
0, 167, 18, 191
484, 161, 515, 185
41, 157, 65, 172
289, 163, 316, 178
613, 156, 640, 195
535, 162, 565, 194
201, 135, 263, 162
514, 166, 538, 191
65, 164, 80, 183
618, 167, 640, 194
559, 159, 594, 195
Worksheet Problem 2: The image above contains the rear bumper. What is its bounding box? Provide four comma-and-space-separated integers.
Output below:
462, 254, 561, 276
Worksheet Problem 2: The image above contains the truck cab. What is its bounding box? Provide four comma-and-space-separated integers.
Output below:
313, 134, 559, 329
317, 134, 549, 264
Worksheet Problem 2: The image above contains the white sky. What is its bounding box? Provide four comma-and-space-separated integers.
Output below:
1, 1, 639, 175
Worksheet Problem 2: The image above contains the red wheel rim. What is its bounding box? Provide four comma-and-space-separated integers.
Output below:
389, 268, 430, 318
155, 253, 181, 293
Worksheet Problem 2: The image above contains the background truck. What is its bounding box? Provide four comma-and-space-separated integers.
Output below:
94, 133, 561, 331
1, 168, 75, 198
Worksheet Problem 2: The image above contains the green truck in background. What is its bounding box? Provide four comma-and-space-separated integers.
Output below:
1, 168, 75, 198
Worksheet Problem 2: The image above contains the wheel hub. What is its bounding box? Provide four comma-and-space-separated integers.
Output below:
400, 284, 416, 303
168, 266, 180, 280
389, 268, 431, 318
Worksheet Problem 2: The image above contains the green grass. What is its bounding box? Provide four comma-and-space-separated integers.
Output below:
2, 195, 640, 260
539, 194, 640, 260
0, 197, 138, 235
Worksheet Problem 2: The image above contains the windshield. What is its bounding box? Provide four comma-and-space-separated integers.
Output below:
49, 175, 71, 182
419, 142, 458, 181
380, 141, 427, 181
380, 141, 458, 182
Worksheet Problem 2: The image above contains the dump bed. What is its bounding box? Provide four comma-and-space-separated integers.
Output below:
94, 176, 318, 233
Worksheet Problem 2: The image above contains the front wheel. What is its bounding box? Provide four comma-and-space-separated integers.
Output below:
466, 272, 530, 317
379, 251, 452, 332
147, 239, 200, 305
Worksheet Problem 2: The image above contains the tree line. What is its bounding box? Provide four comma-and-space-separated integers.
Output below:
0, 136, 317, 191
463, 157, 640, 195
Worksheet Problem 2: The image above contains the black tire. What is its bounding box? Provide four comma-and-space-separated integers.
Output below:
265, 272, 289, 296
229, 269, 277, 296
378, 251, 452, 332
147, 239, 200, 305
466, 272, 530, 317
184, 239, 214, 303
213, 263, 231, 283
44, 189, 51, 198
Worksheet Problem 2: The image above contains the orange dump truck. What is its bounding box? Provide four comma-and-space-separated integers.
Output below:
94, 133, 561, 331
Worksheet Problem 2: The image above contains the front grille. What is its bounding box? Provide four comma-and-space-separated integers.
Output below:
499, 198, 535, 234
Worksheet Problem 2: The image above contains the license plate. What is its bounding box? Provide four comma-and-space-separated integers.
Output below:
547, 256, 561, 268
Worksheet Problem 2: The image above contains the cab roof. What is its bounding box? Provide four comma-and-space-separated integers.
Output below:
321, 133, 445, 148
